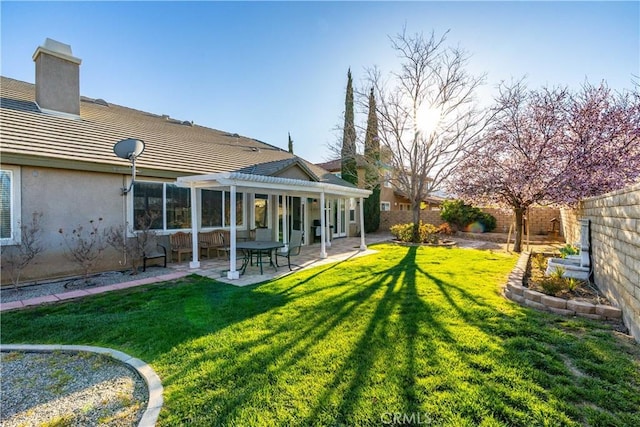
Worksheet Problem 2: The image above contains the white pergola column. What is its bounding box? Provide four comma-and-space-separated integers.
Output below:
189, 185, 200, 269
227, 185, 239, 279
282, 194, 288, 252
325, 198, 332, 248
320, 191, 327, 258
359, 196, 367, 250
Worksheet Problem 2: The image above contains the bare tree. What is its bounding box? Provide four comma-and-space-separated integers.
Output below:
366, 29, 490, 240
1, 212, 45, 289
59, 218, 108, 283
106, 211, 160, 274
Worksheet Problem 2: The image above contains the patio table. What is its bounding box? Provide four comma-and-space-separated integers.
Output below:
236, 240, 285, 275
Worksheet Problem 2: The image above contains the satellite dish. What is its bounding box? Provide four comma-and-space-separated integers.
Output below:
113, 138, 145, 195
113, 138, 145, 160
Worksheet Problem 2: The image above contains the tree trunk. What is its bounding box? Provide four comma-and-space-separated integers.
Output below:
412, 204, 421, 242
513, 207, 524, 253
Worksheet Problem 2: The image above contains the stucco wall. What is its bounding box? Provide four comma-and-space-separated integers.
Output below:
563, 184, 640, 341
1, 166, 130, 284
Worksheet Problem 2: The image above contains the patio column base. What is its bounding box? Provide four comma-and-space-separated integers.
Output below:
189, 261, 201, 269
359, 244, 367, 251
320, 250, 327, 259
227, 270, 240, 280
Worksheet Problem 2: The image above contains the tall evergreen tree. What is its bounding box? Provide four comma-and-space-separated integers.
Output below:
341, 68, 358, 185
288, 132, 294, 154
363, 87, 381, 233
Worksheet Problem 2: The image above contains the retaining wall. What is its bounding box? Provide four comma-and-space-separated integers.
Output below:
504, 252, 623, 321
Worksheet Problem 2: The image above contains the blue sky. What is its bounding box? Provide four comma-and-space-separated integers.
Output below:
1, 1, 638, 164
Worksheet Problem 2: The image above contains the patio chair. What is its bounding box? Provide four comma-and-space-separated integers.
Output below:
142, 243, 167, 272
198, 230, 229, 259
251, 228, 273, 267
276, 229, 303, 271
170, 231, 192, 263
254, 228, 272, 241
216, 230, 232, 259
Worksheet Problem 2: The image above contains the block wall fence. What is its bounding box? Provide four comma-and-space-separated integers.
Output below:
380, 207, 562, 236
561, 183, 640, 342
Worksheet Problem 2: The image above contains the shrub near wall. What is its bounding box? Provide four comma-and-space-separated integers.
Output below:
381, 206, 562, 236
566, 183, 640, 342
380, 210, 443, 231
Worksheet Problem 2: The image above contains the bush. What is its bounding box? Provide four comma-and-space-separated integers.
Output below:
437, 222, 454, 236
390, 223, 414, 242
440, 199, 497, 233
540, 276, 569, 296
419, 222, 439, 244
391, 222, 440, 244
559, 244, 579, 258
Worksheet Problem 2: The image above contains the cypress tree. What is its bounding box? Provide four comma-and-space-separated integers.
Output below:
363, 87, 381, 232
288, 132, 294, 154
341, 69, 358, 185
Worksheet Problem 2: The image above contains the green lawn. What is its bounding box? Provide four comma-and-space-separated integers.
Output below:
2, 244, 639, 426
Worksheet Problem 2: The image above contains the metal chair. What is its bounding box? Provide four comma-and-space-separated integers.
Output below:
276, 230, 303, 271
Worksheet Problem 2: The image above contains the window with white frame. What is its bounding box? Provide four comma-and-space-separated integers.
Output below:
0, 166, 21, 244
349, 198, 356, 222
384, 171, 392, 188
134, 183, 245, 231
133, 181, 191, 230
380, 201, 391, 211
202, 189, 244, 228
253, 194, 268, 228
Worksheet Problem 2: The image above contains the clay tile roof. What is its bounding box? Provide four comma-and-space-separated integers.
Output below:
0, 76, 350, 187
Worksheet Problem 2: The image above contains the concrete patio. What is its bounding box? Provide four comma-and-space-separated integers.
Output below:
170, 232, 394, 286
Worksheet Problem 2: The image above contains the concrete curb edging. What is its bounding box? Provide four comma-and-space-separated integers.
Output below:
0, 344, 163, 427
503, 252, 623, 321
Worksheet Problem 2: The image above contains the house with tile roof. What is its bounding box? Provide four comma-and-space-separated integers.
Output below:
0, 38, 370, 283
315, 158, 445, 216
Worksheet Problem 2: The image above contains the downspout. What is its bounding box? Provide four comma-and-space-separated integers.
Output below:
119, 175, 128, 267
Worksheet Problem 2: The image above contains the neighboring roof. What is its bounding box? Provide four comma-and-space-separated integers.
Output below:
393, 189, 447, 204
315, 158, 341, 172
315, 155, 369, 173
0, 76, 349, 188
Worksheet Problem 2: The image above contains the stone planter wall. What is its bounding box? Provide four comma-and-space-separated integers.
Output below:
503, 252, 623, 322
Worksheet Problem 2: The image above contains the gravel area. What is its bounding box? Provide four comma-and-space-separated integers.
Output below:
1, 351, 148, 427
0, 266, 171, 303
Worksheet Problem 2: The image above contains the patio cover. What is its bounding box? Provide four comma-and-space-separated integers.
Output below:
177, 172, 372, 279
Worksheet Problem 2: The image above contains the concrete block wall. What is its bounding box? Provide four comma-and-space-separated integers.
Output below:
576, 183, 640, 342
482, 207, 562, 236
380, 210, 443, 231
380, 207, 562, 236
560, 208, 582, 245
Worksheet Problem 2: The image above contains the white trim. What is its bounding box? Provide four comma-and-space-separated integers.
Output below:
189, 185, 200, 269
0, 166, 22, 246
176, 172, 371, 198
359, 197, 367, 250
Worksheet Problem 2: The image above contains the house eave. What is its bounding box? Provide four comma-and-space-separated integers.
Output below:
0, 152, 190, 179
177, 172, 372, 198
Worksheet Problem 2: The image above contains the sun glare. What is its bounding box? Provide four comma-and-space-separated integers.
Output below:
416, 104, 443, 135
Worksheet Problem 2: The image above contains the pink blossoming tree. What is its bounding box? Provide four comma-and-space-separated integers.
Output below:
450, 80, 640, 252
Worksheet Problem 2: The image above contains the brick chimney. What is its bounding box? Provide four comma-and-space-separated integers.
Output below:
32, 38, 82, 116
